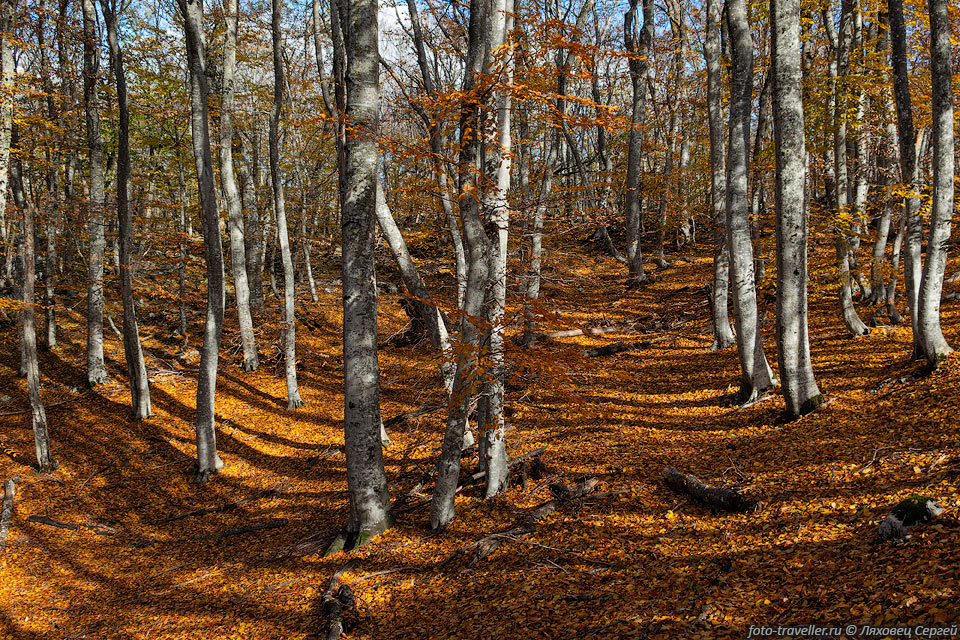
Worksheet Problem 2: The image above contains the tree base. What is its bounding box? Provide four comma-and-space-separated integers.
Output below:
323, 516, 392, 556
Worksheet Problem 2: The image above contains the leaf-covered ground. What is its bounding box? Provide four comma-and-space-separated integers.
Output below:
1, 238, 958, 639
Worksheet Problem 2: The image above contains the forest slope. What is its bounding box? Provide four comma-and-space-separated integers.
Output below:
0, 239, 958, 639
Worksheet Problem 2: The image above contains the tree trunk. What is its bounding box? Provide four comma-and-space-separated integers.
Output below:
220, 0, 259, 371
271, 0, 304, 410
771, 0, 822, 418
887, 0, 923, 357
179, 0, 226, 483
101, 0, 151, 419
10, 130, 57, 474
430, 0, 497, 531
0, 0, 12, 290
81, 0, 109, 387
339, 0, 391, 546
705, 0, 735, 350
726, 0, 775, 401
237, 136, 264, 313
916, 0, 954, 366
622, 0, 653, 284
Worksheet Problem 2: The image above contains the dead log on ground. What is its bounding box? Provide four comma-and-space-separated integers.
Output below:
584, 335, 674, 357
157, 484, 293, 523
323, 558, 360, 640
383, 404, 445, 428
473, 477, 598, 561
0, 478, 16, 551
661, 467, 754, 511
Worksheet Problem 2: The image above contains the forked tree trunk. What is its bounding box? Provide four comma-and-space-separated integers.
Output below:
271, 0, 304, 410
101, 0, 151, 419
81, 0, 109, 387
916, 0, 954, 366
771, 0, 822, 417
726, 0, 775, 401
705, 0, 735, 350
338, 0, 391, 546
179, 0, 226, 482
220, 0, 259, 371
430, 0, 497, 531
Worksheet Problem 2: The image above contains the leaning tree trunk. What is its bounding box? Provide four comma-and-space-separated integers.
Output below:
916, 0, 954, 366
81, 0, 109, 387
771, 0, 822, 418
179, 0, 225, 482
338, 0, 391, 547
9, 133, 57, 474
220, 0, 259, 371
726, 0, 775, 401
825, 0, 869, 336
622, 0, 653, 284
705, 0, 735, 350
430, 0, 496, 531
101, 0, 151, 419
887, 0, 923, 357
271, 0, 304, 410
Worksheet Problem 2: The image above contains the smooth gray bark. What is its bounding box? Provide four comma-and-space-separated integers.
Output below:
340, 0, 391, 544
705, 0, 735, 350
271, 0, 304, 410
430, 0, 496, 530
726, 0, 775, 401
221, 0, 259, 372
916, 0, 954, 366
887, 0, 923, 357
771, 0, 822, 417
0, 0, 11, 290
179, 0, 226, 482
10, 134, 57, 473
237, 137, 264, 313
101, 0, 151, 419
82, 0, 109, 387
622, 0, 653, 284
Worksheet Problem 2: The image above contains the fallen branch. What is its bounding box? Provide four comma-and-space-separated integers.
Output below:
383, 404, 445, 428
661, 467, 753, 512
323, 558, 361, 640
26, 514, 116, 535
157, 485, 293, 523
584, 335, 675, 357
131, 518, 288, 548
473, 477, 599, 561
0, 398, 79, 417
0, 478, 16, 551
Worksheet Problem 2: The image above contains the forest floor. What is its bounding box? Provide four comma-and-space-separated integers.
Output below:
0, 234, 958, 640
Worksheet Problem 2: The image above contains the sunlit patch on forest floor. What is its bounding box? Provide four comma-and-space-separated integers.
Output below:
1, 238, 958, 639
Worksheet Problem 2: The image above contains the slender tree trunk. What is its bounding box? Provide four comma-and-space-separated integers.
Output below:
82, 0, 109, 386
221, 0, 259, 371
916, 0, 954, 366
102, 0, 151, 419
726, 0, 775, 401
887, 0, 923, 357
179, 0, 225, 482
771, 0, 821, 417
623, 0, 653, 284
430, 0, 496, 531
338, 0, 391, 546
271, 0, 304, 409
705, 0, 735, 350
237, 137, 264, 313
176, 160, 188, 340
10, 131, 57, 474
0, 0, 12, 290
